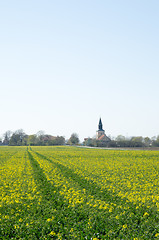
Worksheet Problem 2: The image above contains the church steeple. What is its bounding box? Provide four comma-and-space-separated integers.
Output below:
96, 118, 111, 143
98, 118, 103, 131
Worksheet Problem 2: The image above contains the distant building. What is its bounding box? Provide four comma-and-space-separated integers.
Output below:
83, 118, 111, 147
96, 118, 111, 142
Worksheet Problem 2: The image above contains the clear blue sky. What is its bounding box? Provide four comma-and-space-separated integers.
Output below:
0, 0, 159, 141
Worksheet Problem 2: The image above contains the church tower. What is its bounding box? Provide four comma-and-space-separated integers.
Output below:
96, 118, 110, 142
96, 118, 105, 139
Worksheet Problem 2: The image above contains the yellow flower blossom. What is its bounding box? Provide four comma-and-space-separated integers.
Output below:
122, 224, 127, 229
49, 231, 56, 236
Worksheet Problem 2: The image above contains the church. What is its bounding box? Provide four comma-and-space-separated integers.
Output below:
84, 118, 111, 147
96, 118, 111, 142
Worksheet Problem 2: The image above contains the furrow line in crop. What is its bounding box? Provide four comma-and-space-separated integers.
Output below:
31, 150, 159, 239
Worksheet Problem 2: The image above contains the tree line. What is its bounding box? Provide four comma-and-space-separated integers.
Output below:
0, 130, 79, 146
1, 130, 159, 148
83, 135, 159, 148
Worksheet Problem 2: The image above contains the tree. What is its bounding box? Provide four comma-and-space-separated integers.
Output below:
115, 135, 129, 147
47, 136, 65, 146
68, 133, 79, 145
83, 138, 97, 147
36, 131, 45, 145
9, 129, 26, 146
3, 131, 12, 145
130, 136, 144, 147
27, 134, 38, 146
55, 136, 65, 145
143, 137, 152, 147
115, 135, 126, 141
152, 135, 159, 147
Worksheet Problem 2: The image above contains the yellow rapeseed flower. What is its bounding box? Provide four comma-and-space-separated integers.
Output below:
49, 231, 56, 236
122, 224, 127, 229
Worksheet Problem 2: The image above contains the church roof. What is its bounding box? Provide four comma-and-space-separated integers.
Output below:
98, 134, 105, 141
98, 134, 111, 142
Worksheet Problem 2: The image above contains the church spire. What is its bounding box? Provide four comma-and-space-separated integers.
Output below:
98, 118, 103, 131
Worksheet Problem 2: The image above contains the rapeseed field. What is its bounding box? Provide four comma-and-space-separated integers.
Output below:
0, 146, 158, 239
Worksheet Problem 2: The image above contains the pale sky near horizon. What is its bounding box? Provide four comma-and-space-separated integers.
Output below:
0, 1, 159, 141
